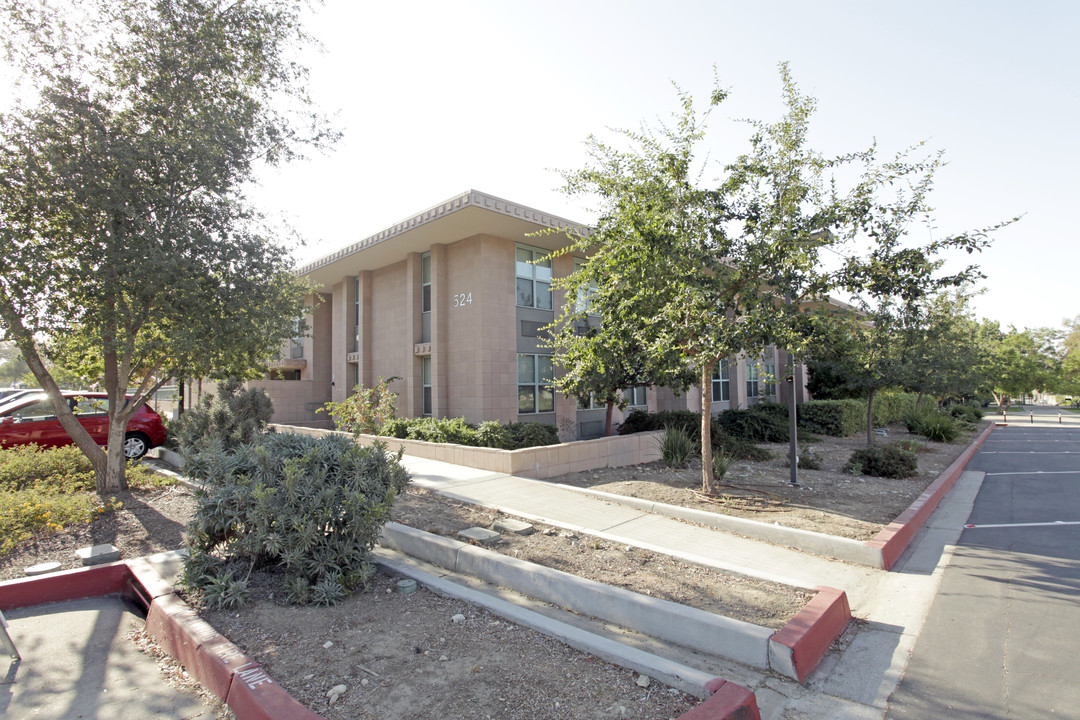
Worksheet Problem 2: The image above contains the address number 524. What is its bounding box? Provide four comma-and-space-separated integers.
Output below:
452, 292, 473, 307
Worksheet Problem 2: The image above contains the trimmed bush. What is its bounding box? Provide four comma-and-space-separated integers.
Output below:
182, 433, 410, 606
845, 444, 919, 479
717, 407, 789, 443
872, 392, 919, 426
504, 422, 560, 448
799, 399, 865, 437
377, 416, 557, 450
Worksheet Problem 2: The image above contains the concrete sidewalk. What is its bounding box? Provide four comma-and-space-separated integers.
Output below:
1, 595, 218, 720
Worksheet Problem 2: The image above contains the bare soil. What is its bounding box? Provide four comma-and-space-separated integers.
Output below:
549, 423, 986, 541
0, 424, 984, 719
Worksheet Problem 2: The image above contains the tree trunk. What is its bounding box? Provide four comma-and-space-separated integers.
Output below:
101, 417, 129, 494
604, 399, 615, 437
866, 387, 877, 445
700, 360, 718, 495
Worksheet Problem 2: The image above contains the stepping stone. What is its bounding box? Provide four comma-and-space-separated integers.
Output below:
25, 561, 62, 576
457, 527, 500, 545
76, 544, 121, 566
493, 518, 535, 536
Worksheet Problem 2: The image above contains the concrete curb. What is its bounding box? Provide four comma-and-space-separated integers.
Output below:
379, 522, 850, 681
533, 422, 996, 571
379, 521, 774, 668
374, 550, 761, 719
866, 422, 995, 570
767, 587, 851, 683
0, 560, 324, 720
679, 678, 762, 720
538, 480, 883, 566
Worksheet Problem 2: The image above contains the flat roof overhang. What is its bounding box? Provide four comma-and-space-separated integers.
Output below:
296, 189, 589, 290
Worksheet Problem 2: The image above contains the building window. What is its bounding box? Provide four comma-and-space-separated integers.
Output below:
516, 245, 552, 309
518, 354, 554, 414
421, 356, 432, 416
623, 385, 647, 407
711, 360, 730, 402
421, 253, 431, 313
573, 257, 599, 315
746, 360, 760, 400
578, 394, 602, 410
353, 276, 360, 353
288, 318, 304, 360
762, 357, 777, 397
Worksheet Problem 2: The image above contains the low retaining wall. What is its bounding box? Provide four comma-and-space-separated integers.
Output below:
379, 522, 847, 681
272, 424, 663, 479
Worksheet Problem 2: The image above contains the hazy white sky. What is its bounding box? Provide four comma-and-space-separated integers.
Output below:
253, 0, 1077, 333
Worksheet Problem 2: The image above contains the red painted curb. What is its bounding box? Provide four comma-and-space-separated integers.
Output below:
0, 560, 325, 720
866, 422, 995, 570
770, 587, 851, 683
675, 678, 761, 720
0, 561, 132, 611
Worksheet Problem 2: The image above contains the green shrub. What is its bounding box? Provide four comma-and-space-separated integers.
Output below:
872, 392, 918, 426
321, 376, 399, 436
894, 438, 925, 453
172, 378, 274, 454
476, 420, 513, 449
505, 422, 560, 449
903, 408, 962, 442
712, 449, 735, 478
949, 404, 983, 423
797, 447, 823, 470
799, 399, 865, 437
181, 433, 410, 606
660, 426, 695, 467
618, 410, 700, 437
717, 408, 789, 443
617, 410, 770, 461
845, 444, 918, 478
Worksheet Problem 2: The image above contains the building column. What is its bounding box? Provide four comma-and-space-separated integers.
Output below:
405, 252, 423, 418
430, 244, 448, 418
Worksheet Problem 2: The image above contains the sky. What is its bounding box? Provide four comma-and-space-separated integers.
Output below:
250, 0, 1078, 334
2, 1, 1076, 333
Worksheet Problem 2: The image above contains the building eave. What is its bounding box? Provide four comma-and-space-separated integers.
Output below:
296, 189, 589, 290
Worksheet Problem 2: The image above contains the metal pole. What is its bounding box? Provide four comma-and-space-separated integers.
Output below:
787, 358, 799, 487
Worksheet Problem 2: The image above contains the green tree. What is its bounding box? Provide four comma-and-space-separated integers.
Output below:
899, 290, 987, 406
832, 149, 1010, 443
0, 0, 330, 493
980, 323, 1059, 410
1060, 316, 1080, 398
552, 66, 846, 493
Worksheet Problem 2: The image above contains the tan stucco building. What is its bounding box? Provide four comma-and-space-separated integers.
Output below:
255, 190, 804, 438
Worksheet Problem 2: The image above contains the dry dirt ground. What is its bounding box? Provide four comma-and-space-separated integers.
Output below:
0, 422, 984, 719
550, 423, 987, 541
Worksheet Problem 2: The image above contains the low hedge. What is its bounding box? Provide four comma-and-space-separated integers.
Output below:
798, 399, 865, 437
380, 417, 559, 450
617, 409, 771, 461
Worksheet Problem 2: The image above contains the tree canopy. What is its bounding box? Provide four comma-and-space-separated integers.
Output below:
0, 0, 332, 492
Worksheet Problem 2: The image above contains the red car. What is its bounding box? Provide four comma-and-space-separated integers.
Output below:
0, 391, 168, 459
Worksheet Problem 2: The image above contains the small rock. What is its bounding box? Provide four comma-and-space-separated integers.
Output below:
451, 613, 466, 623
326, 684, 347, 703
635, 674, 651, 688
361, 678, 369, 686
439, 655, 449, 662
323, 641, 334, 649
303, 674, 315, 680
